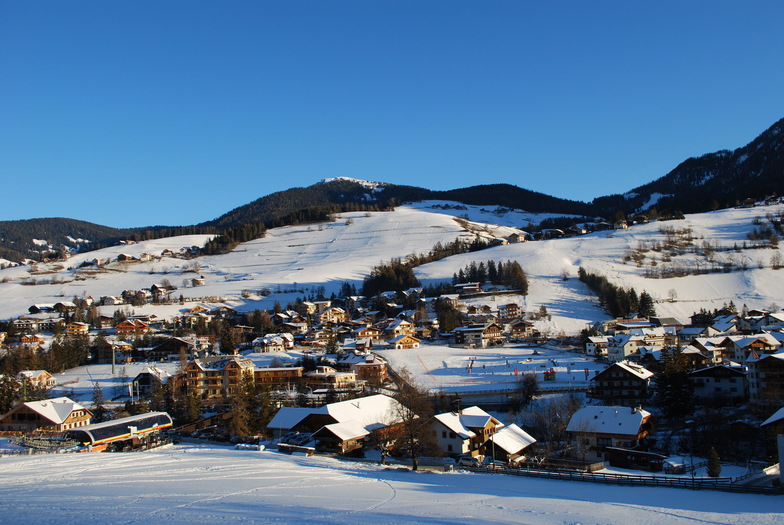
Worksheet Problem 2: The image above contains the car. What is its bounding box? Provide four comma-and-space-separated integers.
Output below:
457, 455, 481, 467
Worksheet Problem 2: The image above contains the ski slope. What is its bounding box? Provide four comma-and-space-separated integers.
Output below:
0, 443, 779, 525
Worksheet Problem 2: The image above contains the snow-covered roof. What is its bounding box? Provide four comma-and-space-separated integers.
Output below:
433, 406, 502, 439
735, 333, 780, 348
433, 412, 475, 439
489, 423, 536, 454
22, 397, 87, 424
136, 365, 172, 382
566, 406, 650, 436
319, 394, 403, 431
317, 421, 370, 441
388, 334, 420, 344
679, 327, 709, 335
761, 407, 784, 428
268, 407, 314, 430
16, 370, 51, 380
688, 365, 746, 377
614, 362, 653, 380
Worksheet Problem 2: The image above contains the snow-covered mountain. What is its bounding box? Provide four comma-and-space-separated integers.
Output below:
592, 116, 784, 216
3, 116, 783, 264
1, 201, 781, 333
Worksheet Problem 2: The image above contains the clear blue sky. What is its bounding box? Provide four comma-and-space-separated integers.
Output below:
1, 1, 783, 228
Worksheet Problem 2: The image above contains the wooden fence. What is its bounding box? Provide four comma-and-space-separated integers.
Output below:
467, 464, 783, 495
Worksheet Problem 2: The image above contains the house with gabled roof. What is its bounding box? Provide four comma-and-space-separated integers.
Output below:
430, 406, 504, 457
132, 365, 172, 397
677, 326, 715, 345
688, 365, 747, 403
351, 325, 383, 342
452, 323, 504, 348
147, 336, 199, 361
689, 337, 732, 364
20, 334, 45, 349
759, 312, 784, 331
710, 315, 740, 335
387, 334, 421, 349
584, 336, 609, 357
272, 394, 406, 454
381, 319, 416, 340
761, 407, 784, 486
605, 334, 646, 363
335, 352, 388, 386
317, 306, 348, 324
252, 332, 295, 352
0, 396, 92, 432
509, 319, 537, 340
497, 303, 520, 319
66, 322, 89, 336
484, 423, 537, 463
717, 333, 780, 364
590, 362, 653, 406
116, 319, 149, 338
566, 405, 653, 462
748, 352, 784, 406
15, 370, 56, 388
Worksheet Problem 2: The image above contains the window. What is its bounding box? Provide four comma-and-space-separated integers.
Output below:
442, 431, 447, 438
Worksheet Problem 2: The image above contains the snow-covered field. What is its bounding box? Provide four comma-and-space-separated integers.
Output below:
1, 202, 782, 334
47, 343, 601, 405
377, 343, 602, 394
0, 443, 780, 525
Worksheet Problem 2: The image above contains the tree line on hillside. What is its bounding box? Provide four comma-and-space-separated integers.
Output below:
578, 267, 655, 318
452, 259, 528, 294
361, 236, 491, 297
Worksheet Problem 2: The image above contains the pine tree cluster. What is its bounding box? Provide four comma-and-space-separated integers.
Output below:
578, 267, 655, 318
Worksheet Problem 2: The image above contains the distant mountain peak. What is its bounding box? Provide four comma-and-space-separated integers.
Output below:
592, 116, 784, 215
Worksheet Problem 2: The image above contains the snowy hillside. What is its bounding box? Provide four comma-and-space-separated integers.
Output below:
416, 203, 784, 333
0, 203, 782, 333
0, 443, 779, 525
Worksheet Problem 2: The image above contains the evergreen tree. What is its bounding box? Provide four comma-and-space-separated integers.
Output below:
639, 291, 656, 318
435, 298, 462, 332
654, 348, 695, 421
229, 374, 252, 438
506, 261, 528, 294
487, 259, 498, 284
0, 376, 21, 414
707, 447, 722, 477
91, 382, 108, 423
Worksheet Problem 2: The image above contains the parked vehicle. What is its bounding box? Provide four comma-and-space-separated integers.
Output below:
458, 455, 481, 467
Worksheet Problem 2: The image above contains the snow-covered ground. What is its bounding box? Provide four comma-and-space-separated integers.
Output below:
48, 362, 182, 405
1, 202, 782, 334
377, 343, 602, 394
0, 443, 779, 525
